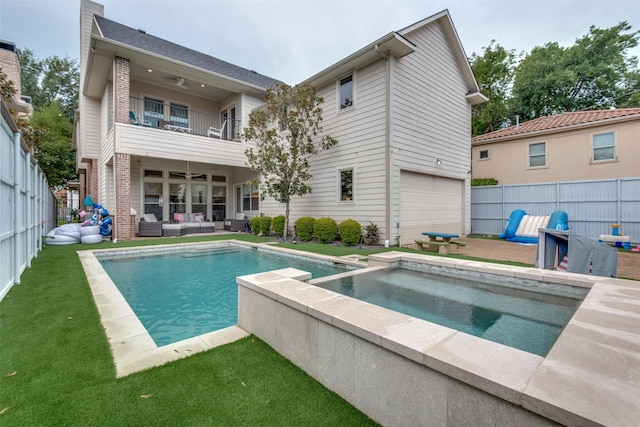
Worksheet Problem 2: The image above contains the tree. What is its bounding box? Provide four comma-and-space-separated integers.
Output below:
25, 102, 76, 187
469, 41, 518, 135
0, 67, 16, 99
511, 22, 639, 119
17, 48, 79, 122
242, 83, 337, 240
14, 48, 79, 187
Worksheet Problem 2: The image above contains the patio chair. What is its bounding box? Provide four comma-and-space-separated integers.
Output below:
137, 213, 164, 237
129, 111, 151, 127
207, 120, 227, 139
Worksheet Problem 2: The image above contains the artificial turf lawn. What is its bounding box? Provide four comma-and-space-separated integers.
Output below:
0, 238, 377, 426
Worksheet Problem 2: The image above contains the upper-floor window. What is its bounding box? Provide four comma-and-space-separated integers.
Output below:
479, 149, 489, 160
528, 142, 546, 168
170, 103, 189, 129
144, 97, 164, 128
592, 132, 615, 162
339, 75, 353, 110
339, 168, 354, 202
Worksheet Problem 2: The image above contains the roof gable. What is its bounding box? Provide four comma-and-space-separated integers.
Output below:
94, 15, 282, 89
472, 108, 640, 144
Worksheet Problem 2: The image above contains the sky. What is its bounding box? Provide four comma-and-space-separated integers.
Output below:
1, 0, 639, 84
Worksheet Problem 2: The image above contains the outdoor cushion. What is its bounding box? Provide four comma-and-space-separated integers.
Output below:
142, 213, 158, 222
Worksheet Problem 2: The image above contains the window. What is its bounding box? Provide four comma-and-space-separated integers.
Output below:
339, 168, 354, 202
169, 183, 187, 217
221, 109, 229, 140
243, 183, 259, 211
528, 142, 546, 167
211, 186, 226, 221
143, 181, 163, 221
144, 97, 164, 128
339, 75, 353, 110
479, 149, 489, 160
191, 183, 207, 216
170, 103, 189, 129
592, 132, 615, 161
230, 107, 236, 140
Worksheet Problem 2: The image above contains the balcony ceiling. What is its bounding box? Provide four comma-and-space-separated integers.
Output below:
85, 36, 266, 100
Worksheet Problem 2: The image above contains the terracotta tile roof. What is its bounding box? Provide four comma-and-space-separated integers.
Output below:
472, 108, 640, 143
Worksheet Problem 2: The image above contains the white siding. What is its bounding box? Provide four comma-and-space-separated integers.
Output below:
391, 21, 473, 236
115, 124, 249, 167
80, 97, 102, 161
262, 59, 390, 239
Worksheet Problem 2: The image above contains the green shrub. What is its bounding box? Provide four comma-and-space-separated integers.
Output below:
250, 217, 261, 235
471, 177, 498, 186
272, 215, 285, 237
362, 222, 380, 245
338, 219, 361, 246
314, 217, 338, 244
259, 216, 272, 235
295, 217, 315, 242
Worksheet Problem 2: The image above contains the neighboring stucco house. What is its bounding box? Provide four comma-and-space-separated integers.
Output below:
76, 0, 486, 243
471, 108, 640, 185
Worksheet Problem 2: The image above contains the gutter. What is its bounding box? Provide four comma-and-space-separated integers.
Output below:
300, 32, 415, 88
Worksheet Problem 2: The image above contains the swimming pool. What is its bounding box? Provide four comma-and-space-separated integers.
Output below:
97, 245, 355, 346
313, 267, 587, 356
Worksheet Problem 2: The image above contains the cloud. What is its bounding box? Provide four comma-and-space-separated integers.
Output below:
1, 0, 638, 84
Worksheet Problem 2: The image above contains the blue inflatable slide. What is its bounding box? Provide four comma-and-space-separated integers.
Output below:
499, 209, 569, 244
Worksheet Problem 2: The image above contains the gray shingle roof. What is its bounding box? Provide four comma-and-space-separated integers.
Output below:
94, 15, 282, 89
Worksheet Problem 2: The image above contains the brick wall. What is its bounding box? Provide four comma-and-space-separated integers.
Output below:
114, 153, 131, 241
113, 57, 132, 241
89, 159, 98, 204
114, 57, 130, 124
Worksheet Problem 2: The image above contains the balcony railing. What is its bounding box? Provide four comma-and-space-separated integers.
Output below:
129, 97, 241, 141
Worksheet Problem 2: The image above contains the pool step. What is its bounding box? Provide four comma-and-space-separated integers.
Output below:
482, 314, 560, 356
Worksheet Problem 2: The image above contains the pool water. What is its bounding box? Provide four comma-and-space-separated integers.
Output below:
99, 246, 351, 346
314, 268, 587, 356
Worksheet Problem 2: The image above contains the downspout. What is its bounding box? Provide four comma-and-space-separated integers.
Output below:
376, 44, 396, 246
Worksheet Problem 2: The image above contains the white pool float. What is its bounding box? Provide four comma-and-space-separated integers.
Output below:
80, 234, 103, 244
80, 225, 100, 236
45, 223, 82, 245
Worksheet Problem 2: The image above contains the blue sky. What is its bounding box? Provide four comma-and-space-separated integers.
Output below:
1, 0, 639, 84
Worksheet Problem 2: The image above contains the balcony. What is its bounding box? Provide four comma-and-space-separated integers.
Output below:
129, 97, 240, 141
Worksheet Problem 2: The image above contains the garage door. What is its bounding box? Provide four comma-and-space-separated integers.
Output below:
399, 171, 463, 246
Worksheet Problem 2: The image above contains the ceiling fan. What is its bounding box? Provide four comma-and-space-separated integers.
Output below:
174, 77, 189, 90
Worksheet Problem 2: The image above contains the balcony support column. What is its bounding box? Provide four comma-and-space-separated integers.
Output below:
114, 153, 132, 242
114, 56, 130, 124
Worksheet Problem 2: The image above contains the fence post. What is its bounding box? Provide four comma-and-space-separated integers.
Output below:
13, 131, 21, 284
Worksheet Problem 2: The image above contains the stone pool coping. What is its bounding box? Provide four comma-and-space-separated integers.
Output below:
237, 251, 640, 426
78, 240, 367, 377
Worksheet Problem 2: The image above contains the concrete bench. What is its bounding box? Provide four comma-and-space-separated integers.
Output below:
449, 240, 467, 253
415, 239, 449, 254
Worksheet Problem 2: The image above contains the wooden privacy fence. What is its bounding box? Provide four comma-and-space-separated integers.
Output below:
1, 101, 56, 300
471, 177, 640, 244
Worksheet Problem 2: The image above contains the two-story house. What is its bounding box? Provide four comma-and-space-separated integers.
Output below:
76, 0, 485, 243
76, 0, 282, 241
471, 108, 640, 185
